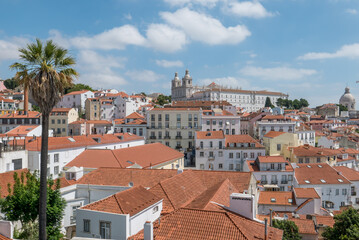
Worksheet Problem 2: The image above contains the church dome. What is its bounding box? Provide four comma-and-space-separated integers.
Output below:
339, 87, 355, 110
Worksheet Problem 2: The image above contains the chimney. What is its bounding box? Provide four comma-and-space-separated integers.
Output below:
144, 221, 153, 240
229, 193, 255, 220
0, 221, 13, 239
264, 218, 268, 240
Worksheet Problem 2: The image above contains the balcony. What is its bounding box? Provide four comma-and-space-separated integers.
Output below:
260, 181, 267, 184
271, 180, 278, 184
175, 136, 182, 139
352, 192, 357, 196
149, 136, 157, 139
281, 180, 288, 184
188, 136, 194, 139
164, 136, 171, 139
175, 146, 183, 150
208, 156, 215, 161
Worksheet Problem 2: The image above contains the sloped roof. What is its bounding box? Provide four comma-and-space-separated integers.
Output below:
263, 131, 286, 138
225, 135, 264, 148
315, 215, 335, 227
291, 218, 317, 235
5, 125, 39, 136
196, 131, 225, 139
65, 90, 92, 95
81, 186, 161, 216
131, 208, 283, 240
293, 188, 320, 199
258, 191, 295, 206
0, 169, 29, 198
125, 112, 145, 119
65, 143, 183, 169
257, 156, 286, 163
333, 166, 359, 181
0, 111, 41, 119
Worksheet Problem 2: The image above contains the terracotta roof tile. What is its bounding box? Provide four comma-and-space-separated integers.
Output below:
75, 168, 178, 188
5, 125, 39, 136
0, 111, 41, 119
291, 218, 317, 235
263, 131, 287, 138
51, 108, 72, 113
125, 112, 145, 119
0, 169, 29, 198
333, 166, 359, 181
65, 90, 92, 95
247, 160, 294, 172
257, 156, 286, 163
258, 191, 295, 206
295, 163, 351, 185
81, 186, 161, 216
171, 100, 232, 107
66, 143, 183, 169
291, 145, 337, 157
151, 107, 201, 111
196, 131, 225, 139
294, 188, 320, 199
315, 215, 335, 227
225, 134, 264, 148
0, 234, 11, 240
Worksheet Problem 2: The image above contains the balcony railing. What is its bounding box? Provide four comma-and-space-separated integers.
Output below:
175, 136, 182, 139
281, 180, 288, 184
149, 136, 157, 139
271, 180, 278, 184
352, 192, 357, 196
164, 136, 171, 139
208, 156, 215, 161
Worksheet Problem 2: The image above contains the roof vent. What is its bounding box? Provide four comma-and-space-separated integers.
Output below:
206, 132, 212, 136
128, 182, 134, 187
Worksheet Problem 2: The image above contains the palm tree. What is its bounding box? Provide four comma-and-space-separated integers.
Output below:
10, 39, 78, 239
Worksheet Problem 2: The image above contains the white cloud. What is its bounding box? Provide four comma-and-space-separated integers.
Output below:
160, 8, 251, 45
240, 66, 317, 80
224, 1, 275, 18
0, 37, 28, 62
125, 69, 165, 83
198, 76, 252, 89
146, 24, 188, 52
76, 50, 127, 89
156, 59, 184, 68
298, 43, 359, 60
163, 0, 219, 8
346, 8, 357, 15
124, 13, 132, 20
48, 30, 71, 48
71, 25, 146, 50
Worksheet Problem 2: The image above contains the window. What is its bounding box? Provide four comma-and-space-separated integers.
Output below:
200, 152, 204, 157
12, 159, 22, 170
209, 151, 214, 157
305, 158, 310, 163
210, 141, 213, 148
188, 114, 192, 121
165, 114, 169, 121
236, 152, 240, 159
277, 144, 281, 151
47, 155, 50, 164
100, 221, 111, 239
200, 164, 204, 169
54, 154, 59, 163
153, 206, 159, 213
213, 120, 216, 125
243, 153, 248, 158
342, 189, 347, 195
250, 152, 255, 158
54, 166, 59, 175
51, 119, 55, 124
299, 158, 303, 163
336, 189, 339, 195
219, 141, 223, 149
200, 141, 203, 149
57, 119, 61, 124
288, 175, 293, 181
218, 163, 223, 169
206, 120, 210, 125
165, 142, 169, 146
229, 164, 234, 170
62, 119, 66, 124
219, 151, 223, 157
151, 114, 155, 121
317, 157, 321, 163
82, 219, 91, 233
229, 153, 234, 158
177, 114, 181, 121
158, 114, 162, 121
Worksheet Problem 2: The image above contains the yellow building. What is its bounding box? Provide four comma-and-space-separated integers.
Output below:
263, 131, 298, 156
282, 144, 337, 165
50, 108, 79, 137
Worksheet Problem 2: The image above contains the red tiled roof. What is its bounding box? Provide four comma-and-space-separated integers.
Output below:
291, 145, 337, 157
26, 133, 142, 151
75, 168, 178, 188
65, 90, 92, 95
294, 188, 320, 199
131, 208, 283, 240
291, 218, 317, 235
257, 156, 286, 163
333, 166, 359, 181
0, 111, 41, 119
315, 215, 335, 227
125, 112, 145, 119
196, 131, 225, 139
225, 135, 264, 148
51, 108, 72, 113
171, 100, 232, 107
81, 186, 161, 216
295, 163, 351, 185
65, 143, 183, 169
263, 131, 286, 138
0, 169, 29, 198
5, 125, 39, 136
0, 234, 11, 240
106, 92, 129, 98
69, 119, 112, 125
258, 191, 295, 206
246, 160, 294, 172
150, 108, 201, 111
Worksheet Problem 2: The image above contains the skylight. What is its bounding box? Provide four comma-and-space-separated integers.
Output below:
338, 179, 344, 183
288, 199, 293, 203
318, 165, 323, 168
304, 180, 310, 184
320, 179, 326, 183
270, 198, 276, 202
307, 165, 312, 168
68, 137, 75, 142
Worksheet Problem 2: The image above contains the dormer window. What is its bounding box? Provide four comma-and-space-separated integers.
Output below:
338, 179, 344, 183
288, 199, 293, 203
270, 198, 276, 202
320, 179, 326, 183
304, 180, 310, 184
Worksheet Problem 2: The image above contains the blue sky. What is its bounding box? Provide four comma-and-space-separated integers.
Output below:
0, 0, 359, 107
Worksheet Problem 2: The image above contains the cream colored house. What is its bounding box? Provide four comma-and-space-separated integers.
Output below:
263, 131, 298, 156
85, 97, 100, 120
147, 108, 202, 159
50, 108, 78, 137
283, 144, 338, 165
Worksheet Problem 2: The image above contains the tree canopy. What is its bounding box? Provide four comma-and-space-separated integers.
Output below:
0, 171, 66, 239
65, 83, 94, 94
3, 78, 20, 90
322, 208, 359, 240
338, 104, 348, 112
265, 97, 275, 108
272, 219, 301, 240
155, 94, 171, 106
276, 98, 309, 109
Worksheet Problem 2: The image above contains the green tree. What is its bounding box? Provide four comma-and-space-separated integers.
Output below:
155, 94, 171, 106
276, 98, 284, 107
0, 171, 66, 239
272, 219, 301, 240
10, 39, 77, 239
65, 83, 94, 94
322, 208, 359, 240
293, 99, 301, 109
338, 104, 348, 112
3, 78, 20, 90
264, 97, 274, 108
299, 98, 309, 108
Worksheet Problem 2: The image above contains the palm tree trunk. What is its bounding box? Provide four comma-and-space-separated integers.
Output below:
39, 113, 49, 240
24, 83, 29, 113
